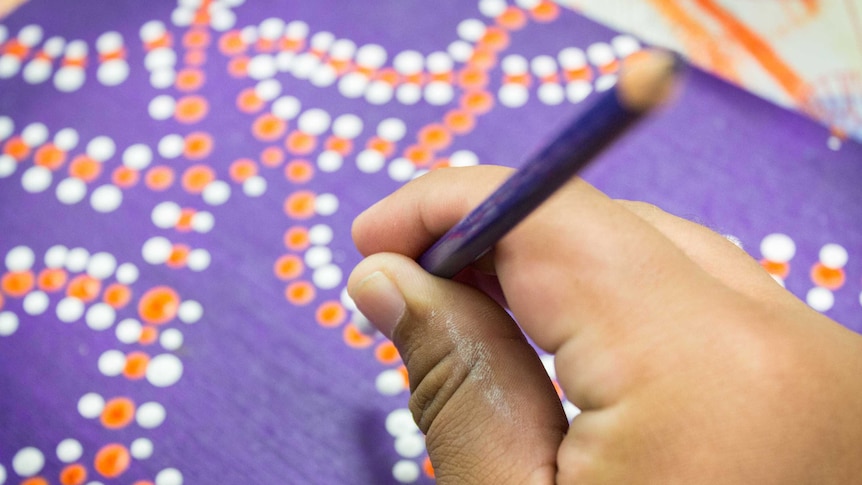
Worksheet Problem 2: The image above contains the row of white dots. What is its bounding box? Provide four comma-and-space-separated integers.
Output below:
4, 245, 137, 281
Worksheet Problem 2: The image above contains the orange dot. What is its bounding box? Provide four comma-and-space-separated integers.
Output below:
176, 208, 195, 232
183, 28, 211, 49
138, 286, 180, 324
21, 477, 48, 485
343, 323, 373, 348
133, 481, 155, 485
176, 68, 205, 91
218, 30, 246, 55
375, 340, 401, 364
285, 131, 317, 155
34, 143, 67, 170
496, 6, 527, 30
38, 268, 68, 292
284, 159, 314, 183
417, 124, 453, 151
2, 136, 30, 161
552, 379, 564, 399
181, 164, 216, 193
468, 47, 496, 70
285, 280, 316, 306
252, 113, 287, 141
457, 66, 489, 90
760, 259, 790, 279
123, 351, 150, 379
103, 283, 132, 309
315, 300, 346, 328
261, 146, 285, 167
365, 137, 394, 157
1, 270, 34, 297
430, 158, 450, 171
398, 365, 410, 388
810, 262, 846, 290
183, 132, 214, 160
229, 158, 258, 182
144, 32, 172, 51
236, 87, 264, 112
111, 166, 140, 188
480, 26, 510, 51
193, 8, 210, 25
324, 136, 353, 156
283, 226, 310, 251
93, 443, 131, 478
460, 90, 494, 114
404, 145, 433, 166
227, 56, 249, 77
185, 48, 206, 67
284, 191, 317, 219
444, 109, 476, 134
166, 244, 190, 268
504, 73, 532, 86
422, 456, 435, 478
69, 155, 103, 182
139, 325, 159, 345
59, 463, 88, 485
145, 165, 175, 191
66, 274, 101, 302
375, 67, 400, 85
100, 396, 136, 429
175, 95, 209, 124
274, 254, 304, 280
280, 37, 305, 51
0, 292, 4, 310
530, 1, 560, 22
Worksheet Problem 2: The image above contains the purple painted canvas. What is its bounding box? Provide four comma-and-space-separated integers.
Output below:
0, 1, 859, 484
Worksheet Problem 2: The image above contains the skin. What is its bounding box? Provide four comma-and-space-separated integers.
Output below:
347, 165, 862, 484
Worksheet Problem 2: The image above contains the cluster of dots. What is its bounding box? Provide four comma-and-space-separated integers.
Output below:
384, 408, 434, 483
758, 233, 853, 312
0, 24, 130, 90
0, 441, 182, 485
275, 222, 343, 307
142, 235, 212, 272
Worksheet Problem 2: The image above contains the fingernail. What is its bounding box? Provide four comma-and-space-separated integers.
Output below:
351, 271, 406, 339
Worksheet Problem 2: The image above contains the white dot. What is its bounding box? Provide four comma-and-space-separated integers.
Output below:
450, 150, 479, 167
291, 53, 320, 80
376, 369, 406, 396
137, 401, 167, 428
308, 224, 333, 245
239, 25, 257, 44
95, 31, 123, 53
516, 0, 542, 8
392, 460, 419, 483
21, 123, 48, 147
317, 151, 343, 172
160, 328, 184, 350
563, 400, 581, 421
53, 65, 85, 92
87, 252, 117, 279
87, 136, 116, 162
272, 95, 302, 120
807, 287, 834, 312
255, 79, 282, 101
131, 438, 154, 460
0, 463, 5, 484
395, 83, 422, 105
338, 72, 369, 98
202, 181, 231, 206
115, 263, 139, 284
330, 38, 357, 60
115, 318, 143, 344
150, 68, 176, 88
158, 134, 185, 158
18, 24, 44, 46
56, 439, 83, 463
352, 310, 376, 336
531, 55, 558, 77
0, 154, 16, 177
243, 176, 267, 197
394, 433, 426, 458
97, 59, 130, 86
309, 63, 337, 87
586, 42, 615, 66
538, 83, 565, 105
315, 193, 339, 215
0, 55, 21, 79
140, 21, 166, 43
377, 118, 407, 142
819, 243, 848, 269
0, 311, 19, 336
566, 80, 592, 103
54, 128, 78, 150
424, 82, 454, 105
98, 350, 126, 376
258, 17, 285, 39
6, 246, 35, 271
23, 291, 49, 315
66, 247, 90, 272
91, 185, 123, 213
0, 115, 13, 140
178, 300, 203, 324
12, 447, 45, 477
393, 50, 423, 75
388, 158, 415, 182
313, 264, 342, 290
827, 136, 842, 151
558, 47, 587, 70
386, 408, 418, 437
501, 54, 528, 75
56, 177, 88, 204
149, 95, 176, 121
448, 40, 473, 63
341, 288, 357, 311
760, 233, 796, 262
247, 54, 277, 80
357, 149, 386, 173
22, 166, 53, 193
332, 114, 363, 139
187, 249, 211, 271
56, 297, 85, 323
78, 393, 105, 419
152, 201, 182, 228
355, 43, 387, 68
499, 83, 529, 107
479, 0, 507, 17
457, 18, 486, 42
191, 211, 214, 233
142, 237, 172, 264
171, 6, 194, 27
155, 468, 183, 485
275, 50, 295, 72
43, 36, 66, 57
211, 8, 236, 31
595, 74, 617, 92
612, 35, 641, 58
285, 20, 309, 39
145, 47, 177, 71
23, 59, 53, 84
304, 246, 332, 268
147, 354, 184, 387
298, 108, 331, 135
44, 245, 67, 268
365, 80, 394, 105
86, 303, 116, 331
310, 31, 335, 52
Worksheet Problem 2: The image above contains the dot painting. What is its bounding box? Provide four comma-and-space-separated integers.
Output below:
1, 1, 860, 484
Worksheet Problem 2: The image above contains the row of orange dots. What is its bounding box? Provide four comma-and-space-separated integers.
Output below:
5, 440, 181, 484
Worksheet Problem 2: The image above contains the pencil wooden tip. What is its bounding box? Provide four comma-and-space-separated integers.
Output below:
617, 49, 681, 112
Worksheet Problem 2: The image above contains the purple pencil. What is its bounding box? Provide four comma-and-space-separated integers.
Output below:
418, 49, 680, 278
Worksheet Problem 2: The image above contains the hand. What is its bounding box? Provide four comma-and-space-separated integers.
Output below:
347, 165, 862, 484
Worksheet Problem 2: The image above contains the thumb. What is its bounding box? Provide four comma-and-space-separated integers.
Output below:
348, 253, 568, 484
